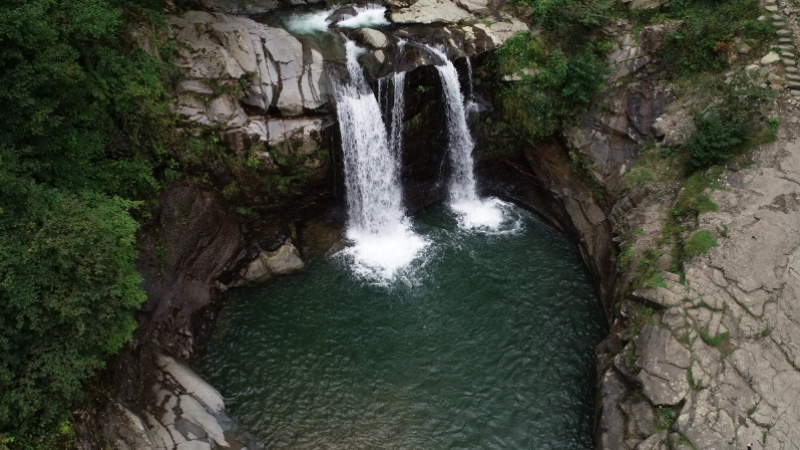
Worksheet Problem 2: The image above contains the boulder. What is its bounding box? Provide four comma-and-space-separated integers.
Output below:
356, 28, 388, 48
390, 0, 475, 24
631, 285, 683, 308
634, 324, 692, 405
456, 0, 490, 15
761, 51, 781, 64
473, 19, 528, 47
262, 241, 304, 275
651, 109, 696, 148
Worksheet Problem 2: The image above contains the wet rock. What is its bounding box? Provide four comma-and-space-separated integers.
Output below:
356, 28, 388, 49
262, 240, 305, 275
136, 185, 247, 344
635, 324, 691, 405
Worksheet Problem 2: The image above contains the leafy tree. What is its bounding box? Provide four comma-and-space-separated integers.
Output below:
0, 180, 146, 432
0, 0, 174, 437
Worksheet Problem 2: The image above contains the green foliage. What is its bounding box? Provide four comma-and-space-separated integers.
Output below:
658, 0, 774, 75
684, 230, 718, 258
685, 73, 776, 168
508, 0, 615, 46
0, 182, 146, 433
674, 170, 720, 217
0, 0, 175, 438
0, 418, 75, 450
493, 32, 609, 143
655, 404, 679, 432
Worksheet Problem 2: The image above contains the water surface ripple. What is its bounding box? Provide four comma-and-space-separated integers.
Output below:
200, 205, 606, 450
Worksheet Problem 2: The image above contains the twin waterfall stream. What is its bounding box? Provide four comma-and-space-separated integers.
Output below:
334, 38, 506, 280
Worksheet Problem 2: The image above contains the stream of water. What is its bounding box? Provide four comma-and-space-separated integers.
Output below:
331, 41, 427, 280
200, 205, 606, 450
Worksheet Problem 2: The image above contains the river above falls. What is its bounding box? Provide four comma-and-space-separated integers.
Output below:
199, 203, 606, 449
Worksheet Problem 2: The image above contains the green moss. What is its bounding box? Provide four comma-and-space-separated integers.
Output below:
684, 230, 718, 258
699, 328, 729, 347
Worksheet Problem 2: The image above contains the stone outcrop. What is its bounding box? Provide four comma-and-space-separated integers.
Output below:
106, 355, 261, 450
563, 22, 675, 193
167, 11, 334, 162
593, 83, 800, 450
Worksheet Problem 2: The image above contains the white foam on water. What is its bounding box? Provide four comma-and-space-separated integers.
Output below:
450, 198, 524, 234
341, 222, 429, 282
332, 40, 427, 282
283, 9, 334, 34
335, 5, 390, 28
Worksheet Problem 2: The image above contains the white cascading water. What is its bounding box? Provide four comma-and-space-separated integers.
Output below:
284, 4, 389, 34
336, 4, 390, 28
389, 72, 406, 157
333, 41, 427, 279
464, 56, 479, 116
424, 45, 505, 230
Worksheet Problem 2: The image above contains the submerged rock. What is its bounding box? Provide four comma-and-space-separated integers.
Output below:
239, 240, 305, 284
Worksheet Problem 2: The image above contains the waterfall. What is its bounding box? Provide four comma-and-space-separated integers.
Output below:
389, 72, 406, 158
332, 41, 426, 279
464, 56, 479, 116
425, 45, 505, 230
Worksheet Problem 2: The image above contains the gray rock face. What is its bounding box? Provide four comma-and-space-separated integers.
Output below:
607, 33, 650, 81
635, 324, 691, 405
601, 133, 800, 447
167, 12, 332, 121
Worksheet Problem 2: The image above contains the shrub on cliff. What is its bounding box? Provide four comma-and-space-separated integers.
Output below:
657, 0, 774, 75
686, 72, 775, 168
493, 32, 608, 143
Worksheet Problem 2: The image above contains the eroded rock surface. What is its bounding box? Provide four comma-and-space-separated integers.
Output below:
108, 355, 262, 450
598, 138, 800, 449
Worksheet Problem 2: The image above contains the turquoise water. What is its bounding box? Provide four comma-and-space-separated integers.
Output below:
200, 204, 606, 450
